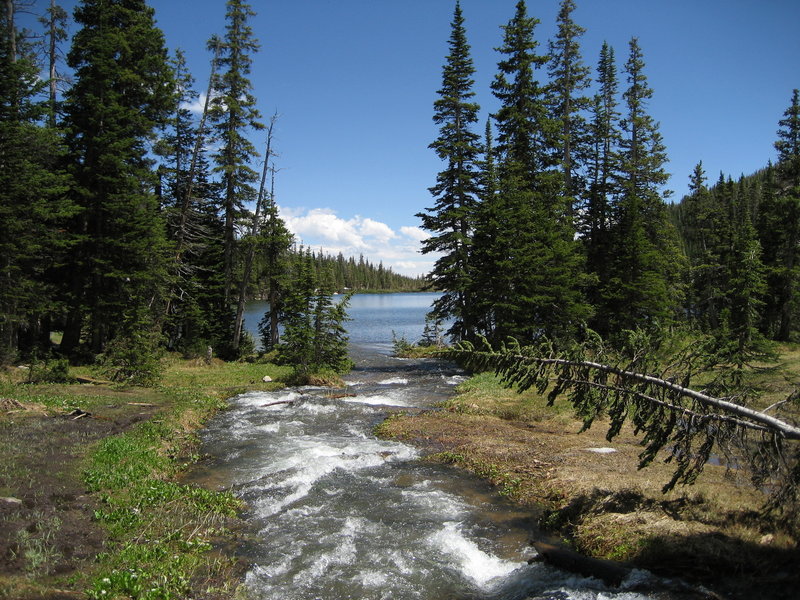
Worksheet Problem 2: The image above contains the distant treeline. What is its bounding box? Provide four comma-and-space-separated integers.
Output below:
252, 251, 427, 297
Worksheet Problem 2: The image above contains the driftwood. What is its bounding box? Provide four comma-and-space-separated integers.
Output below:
530, 541, 631, 586
262, 400, 295, 408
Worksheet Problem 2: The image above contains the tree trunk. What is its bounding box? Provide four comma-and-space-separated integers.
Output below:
232, 114, 277, 350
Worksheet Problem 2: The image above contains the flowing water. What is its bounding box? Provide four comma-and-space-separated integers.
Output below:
194, 294, 687, 600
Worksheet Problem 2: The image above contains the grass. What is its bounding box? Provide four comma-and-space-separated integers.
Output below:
0, 355, 292, 600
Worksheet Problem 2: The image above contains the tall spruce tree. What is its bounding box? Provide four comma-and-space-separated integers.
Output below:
0, 3, 73, 361
758, 91, 800, 340
717, 178, 770, 372
278, 249, 351, 376
491, 0, 551, 183
468, 119, 507, 339
583, 41, 620, 311
487, 0, 589, 343
417, 1, 482, 341
59, 0, 174, 355
599, 37, 681, 336
209, 0, 263, 315
680, 162, 726, 329
547, 0, 591, 209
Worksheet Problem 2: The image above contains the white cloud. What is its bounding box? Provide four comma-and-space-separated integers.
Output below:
180, 91, 225, 115
277, 206, 437, 277
180, 92, 207, 115
282, 207, 366, 248
360, 218, 396, 243
400, 226, 429, 242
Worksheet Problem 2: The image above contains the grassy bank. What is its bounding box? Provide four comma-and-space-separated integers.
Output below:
0, 356, 292, 600
376, 348, 800, 599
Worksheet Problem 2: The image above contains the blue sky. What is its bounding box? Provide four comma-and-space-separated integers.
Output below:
29, 1, 800, 276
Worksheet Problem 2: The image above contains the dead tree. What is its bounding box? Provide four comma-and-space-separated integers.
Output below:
231, 112, 278, 351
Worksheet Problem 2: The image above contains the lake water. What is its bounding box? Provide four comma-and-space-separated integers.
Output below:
242, 291, 444, 352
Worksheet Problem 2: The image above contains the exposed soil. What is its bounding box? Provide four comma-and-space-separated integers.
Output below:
0, 392, 159, 599
379, 406, 800, 600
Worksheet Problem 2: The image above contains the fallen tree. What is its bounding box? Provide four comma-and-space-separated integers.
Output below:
445, 331, 800, 527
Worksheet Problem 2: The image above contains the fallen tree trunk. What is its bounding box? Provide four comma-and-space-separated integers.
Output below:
530, 540, 631, 586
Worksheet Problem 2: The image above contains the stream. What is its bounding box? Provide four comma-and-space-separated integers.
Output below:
191, 294, 692, 599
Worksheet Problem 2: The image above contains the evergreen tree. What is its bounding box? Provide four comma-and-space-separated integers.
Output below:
468, 119, 506, 339
59, 0, 175, 355
0, 3, 73, 361
599, 38, 682, 336
209, 0, 263, 310
758, 90, 800, 340
680, 162, 725, 329
257, 171, 293, 350
547, 0, 591, 208
775, 89, 800, 189
278, 250, 351, 376
717, 181, 771, 372
583, 41, 620, 310
491, 0, 552, 182
486, 0, 590, 343
417, 1, 482, 341
278, 249, 315, 374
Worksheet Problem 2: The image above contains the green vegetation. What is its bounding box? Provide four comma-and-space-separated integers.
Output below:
420, 0, 800, 364
0, 357, 290, 599
274, 250, 353, 382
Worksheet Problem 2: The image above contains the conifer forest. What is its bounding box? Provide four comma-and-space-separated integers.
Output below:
1, 0, 423, 370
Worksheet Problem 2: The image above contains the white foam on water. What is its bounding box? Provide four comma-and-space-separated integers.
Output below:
549, 590, 651, 600
255, 422, 281, 434
281, 503, 324, 519
353, 569, 389, 588
378, 377, 408, 385
444, 374, 467, 385
291, 516, 365, 587
427, 521, 523, 587
295, 402, 337, 415
401, 488, 466, 519
388, 549, 415, 576
248, 435, 418, 517
343, 393, 412, 407
236, 390, 301, 408
252, 549, 299, 578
